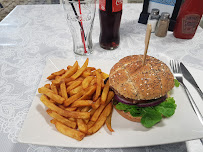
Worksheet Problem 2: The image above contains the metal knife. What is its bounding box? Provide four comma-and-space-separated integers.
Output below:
180, 62, 203, 100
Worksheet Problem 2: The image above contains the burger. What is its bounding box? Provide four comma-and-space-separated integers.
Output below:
109, 55, 178, 128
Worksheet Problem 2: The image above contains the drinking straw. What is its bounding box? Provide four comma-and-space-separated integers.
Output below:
69, 0, 86, 40
78, 0, 87, 54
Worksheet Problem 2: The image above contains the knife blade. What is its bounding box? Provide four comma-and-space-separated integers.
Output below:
180, 62, 203, 100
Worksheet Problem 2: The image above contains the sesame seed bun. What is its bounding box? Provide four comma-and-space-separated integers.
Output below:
109, 55, 174, 100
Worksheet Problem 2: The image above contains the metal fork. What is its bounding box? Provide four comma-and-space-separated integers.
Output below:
170, 60, 203, 126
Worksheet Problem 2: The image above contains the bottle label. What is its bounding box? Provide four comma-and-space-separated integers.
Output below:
182, 14, 200, 34
99, 0, 106, 11
112, 0, 123, 12
99, 0, 123, 12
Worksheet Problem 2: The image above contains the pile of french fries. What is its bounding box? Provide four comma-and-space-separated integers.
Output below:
38, 58, 114, 141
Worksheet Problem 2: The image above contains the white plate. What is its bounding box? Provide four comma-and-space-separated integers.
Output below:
18, 58, 203, 148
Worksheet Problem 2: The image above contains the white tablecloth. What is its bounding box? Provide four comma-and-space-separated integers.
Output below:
0, 3, 203, 152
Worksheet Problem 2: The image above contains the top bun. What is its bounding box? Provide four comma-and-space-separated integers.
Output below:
109, 55, 174, 100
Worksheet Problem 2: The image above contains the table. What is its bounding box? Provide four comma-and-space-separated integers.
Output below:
0, 3, 203, 152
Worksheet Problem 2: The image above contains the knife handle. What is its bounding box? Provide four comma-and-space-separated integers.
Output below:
181, 83, 203, 126
197, 87, 203, 101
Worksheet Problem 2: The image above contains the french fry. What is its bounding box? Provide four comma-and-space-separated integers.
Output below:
47, 74, 56, 80
82, 76, 94, 89
88, 102, 112, 135
67, 65, 72, 69
77, 119, 88, 134
69, 86, 83, 96
65, 107, 77, 111
55, 120, 85, 141
92, 97, 101, 109
50, 119, 57, 124
82, 71, 91, 77
80, 106, 92, 124
101, 72, 109, 80
87, 121, 95, 129
62, 61, 78, 78
91, 71, 96, 76
52, 61, 78, 85
86, 67, 96, 72
47, 109, 76, 129
62, 78, 73, 83
51, 84, 58, 95
101, 79, 110, 104
90, 108, 96, 116
58, 104, 66, 109
66, 81, 75, 86
40, 95, 90, 119
44, 84, 51, 89
101, 79, 105, 88
79, 85, 96, 100
94, 70, 102, 101
52, 69, 65, 76
97, 69, 102, 73
50, 99, 55, 103
71, 58, 89, 80
91, 91, 114, 122
64, 92, 83, 107
90, 77, 97, 85
75, 76, 84, 82
84, 119, 89, 124
71, 100, 93, 108
69, 118, 76, 122
80, 106, 91, 112
66, 81, 82, 93
60, 82, 68, 99
55, 76, 61, 80
38, 87, 65, 104
105, 108, 114, 132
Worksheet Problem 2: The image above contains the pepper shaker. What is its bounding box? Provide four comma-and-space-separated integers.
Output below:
155, 12, 170, 37
148, 9, 160, 33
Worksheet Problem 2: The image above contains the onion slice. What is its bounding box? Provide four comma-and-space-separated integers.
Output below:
114, 94, 167, 107
114, 94, 137, 105
136, 96, 167, 107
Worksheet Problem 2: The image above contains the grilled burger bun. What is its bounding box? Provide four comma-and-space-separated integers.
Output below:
109, 55, 174, 122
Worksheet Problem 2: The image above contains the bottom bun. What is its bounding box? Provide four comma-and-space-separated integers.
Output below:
114, 105, 142, 122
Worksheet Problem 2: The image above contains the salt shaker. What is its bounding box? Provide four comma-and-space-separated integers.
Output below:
155, 12, 170, 37
148, 9, 160, 33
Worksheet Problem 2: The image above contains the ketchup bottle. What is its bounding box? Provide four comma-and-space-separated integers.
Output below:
99, 0, 123, 50
173, 0, 203, 39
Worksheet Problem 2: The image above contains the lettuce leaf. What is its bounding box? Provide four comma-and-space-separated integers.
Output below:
174, 79, 180, 87
115, 97, 177, 128
115, 103, 142, 117
154, 97, 177, 117
141, 108, 162, 128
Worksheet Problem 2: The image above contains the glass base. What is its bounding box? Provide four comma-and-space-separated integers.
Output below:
74, 48, 93, 56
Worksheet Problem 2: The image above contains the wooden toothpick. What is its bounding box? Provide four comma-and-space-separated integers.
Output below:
142, 24, 152, 66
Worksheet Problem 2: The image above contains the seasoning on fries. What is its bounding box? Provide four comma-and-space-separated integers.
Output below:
38, 58, 114, 141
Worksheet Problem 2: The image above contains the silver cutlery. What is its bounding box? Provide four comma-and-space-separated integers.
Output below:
170, 60, 203, 126
180, 62, 203, 101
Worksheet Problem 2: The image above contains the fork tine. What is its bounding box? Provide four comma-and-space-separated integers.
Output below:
175, 60, 180, 73
174, 60, 177, 73
175, 60, 179, 73
170, 60, 174, 73
172, 60, 176, 73
176, 60, 179, 73
177, 61, 181, 73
